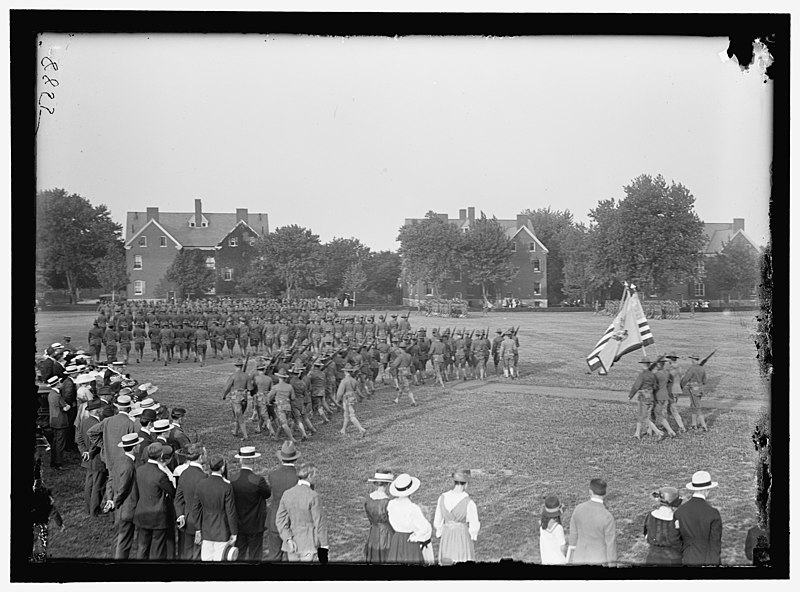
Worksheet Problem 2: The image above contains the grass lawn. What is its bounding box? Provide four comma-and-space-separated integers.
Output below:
34, 310, 769, 566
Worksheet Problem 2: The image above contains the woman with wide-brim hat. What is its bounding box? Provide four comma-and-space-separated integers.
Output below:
364, 469, 396, 563
386, 473, 431, 564
433, 469, 480, 565
643, 486, 683, 565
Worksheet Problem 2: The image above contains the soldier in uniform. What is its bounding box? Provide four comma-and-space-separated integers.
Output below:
335, 364, 367, 437
428, 332, 447, 388
253, 363, 279, 439
89, 321, 104, 363
397, 313, 411, 341
664, 352, 687, 433
628, 358, 664, 439
160, 322, 175, 366
185, 320, 197, 363
194, 322, 209, 367
653, 358, 678, 438
118, 324, 132, 364
210, 320, 225, 360
500, 330, 517, 379
222, 358, 253, 441
237, 318, 250, 357
133, 322, 147, 364
249, 317, 262, 356
472, 330, 490, 380
387, 313, 399, 339
681, 354, 708, 431
224, 320, 238, 359
491, 330, 504, 376
389, 341, 418, 406
266, 370, 299, 443
148, 321, 162, 362
104, 324, 119, 364
375, 314, 388, 342
173, 321, 186, 364
453, 331, 468, 381
289, 366, 316, 439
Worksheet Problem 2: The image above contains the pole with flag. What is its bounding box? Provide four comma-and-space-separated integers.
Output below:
586, 282, 655, 375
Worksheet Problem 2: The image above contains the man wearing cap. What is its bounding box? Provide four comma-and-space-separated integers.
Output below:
681, 354, 709, 431
231, 446, 272, 561
175, 443, 208, 560
133, 442, 177, 560
190, 454, 238, 561
223, 358, 253, 440
46, 377, 70, 470
265, 441, 301, 561
673, 471, 722, 565
567, 478, 617, 566
76, 398, 108, 516
628, 358, 665, 440
276, 461, 329, 562
103, 432, 142, 559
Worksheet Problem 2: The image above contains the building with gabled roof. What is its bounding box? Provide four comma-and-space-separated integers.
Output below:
124, 199, 269, 300
401, 206, 550, 307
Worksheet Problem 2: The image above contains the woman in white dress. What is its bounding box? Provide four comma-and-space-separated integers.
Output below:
386, 473, 432, 564
539, 495, 567, 565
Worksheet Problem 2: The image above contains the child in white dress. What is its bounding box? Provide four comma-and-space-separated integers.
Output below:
539, 495, 567, 565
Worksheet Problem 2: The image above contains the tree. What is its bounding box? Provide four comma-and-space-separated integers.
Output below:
586, 174, 706, 296
165, 249, 216, 298
36, 188, 123, 303
363, 250, 402, 302
461, 214, 518, 302
253, 225, 324, 300
522, 207, 575, 303
342, 260, 368, 305
705, 239, 760, 301
95, 241, 129, 297
319, 238, 370, 296
397, 211, 464, 296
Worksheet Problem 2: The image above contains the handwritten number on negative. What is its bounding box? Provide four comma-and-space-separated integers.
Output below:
40, 57, 58, 71
42, 74, 59, 87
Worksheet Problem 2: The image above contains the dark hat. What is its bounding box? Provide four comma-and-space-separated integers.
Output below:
101, 405, 115, 419
638, 357, 653, 364
234, 358, 244, 366
171, 407, 187, 419
87, 398, 104, 411
276, 440, 300, 462
543, 495, 563, 517
140, 408, 158, 422
688, 354, 700, 360
664, 351, 679, 360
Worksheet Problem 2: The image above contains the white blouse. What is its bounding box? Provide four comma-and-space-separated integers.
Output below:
387, 497, 432, 542
433, 490, 480, 540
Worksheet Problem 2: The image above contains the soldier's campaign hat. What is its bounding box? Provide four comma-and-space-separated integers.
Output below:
378, 314, 385, 319
688, 354, 700, 360
391, 313, 397, 317
234, 358, 244, 366
256, 363, 267, 370
343, 364, 358, 372
274, 370, 290, 379
664, 351, 679, 360
290, 365, 304, 374
86, 398, 104, 411
276, 440, 301, 462
495, 329, 502, 334
117, 433, 144, 448
638, 357, 653, 364
234, 446, 261, 459
63, 336, 72, 341
313, 359, 325, 367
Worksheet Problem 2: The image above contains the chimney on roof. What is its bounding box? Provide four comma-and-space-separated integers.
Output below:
459, 208, 467, 221
194, 199, 203, 227
236, 208, 248, 223
146, 207, 159, 222
733, 218, 744, 233
468, 207, 475, 222
516, 213, 529, 229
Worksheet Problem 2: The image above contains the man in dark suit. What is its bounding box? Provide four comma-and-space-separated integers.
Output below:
46, 376, 70, 470
135, 408, 158, 466
133, 442, 176, 560
567, 478, 617, 565
190, 454, 238, 561
265, 441, 300, 561
103, 432, 143, 559
76, 399, 107, 516
232, 446, 272, 561
175, 443, 207, 560
674, 470, 722, 565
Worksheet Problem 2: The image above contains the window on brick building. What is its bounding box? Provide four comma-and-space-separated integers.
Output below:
133, 255, 142, 270
510, 242, 517, 252
229, 237, 238, 247
134, 280, 145, 295
529, 242, 536, 252
223, 268, 233, 281
694, 282, 705, 297
532, 258, 541, 272
160, 236, 167, 247
138, 236, 147, 248
534, 282, 541, 295
206, 257, 216, 269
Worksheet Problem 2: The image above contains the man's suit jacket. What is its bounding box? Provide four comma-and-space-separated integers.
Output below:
112, 453, 139, 523
39, 357, 56, 382
568, 499, 617, 565
174, 464, 207, 536
133, 461, 176, 530
190, 474, 238, 542
98, 412, 136, 473
267, 464, 298, 534
231, 467, 271, 534
77, 415, 104, 470
60, 377, 77, 406
48, 389, 70, 429
275, 483, 329, 554
673, 496, 722, 565
136, 429, 155, 466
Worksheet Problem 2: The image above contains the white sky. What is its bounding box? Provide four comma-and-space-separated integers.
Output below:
35, 33, 772, 252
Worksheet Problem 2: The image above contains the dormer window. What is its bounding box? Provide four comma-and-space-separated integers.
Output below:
229, 237, 238, 247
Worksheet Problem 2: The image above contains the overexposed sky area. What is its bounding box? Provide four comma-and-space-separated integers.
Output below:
35, 34, 772, 251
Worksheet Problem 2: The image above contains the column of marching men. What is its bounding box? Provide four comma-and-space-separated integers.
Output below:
31, 300, 736, 566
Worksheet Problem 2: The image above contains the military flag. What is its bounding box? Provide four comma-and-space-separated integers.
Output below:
586, 283, 655, 375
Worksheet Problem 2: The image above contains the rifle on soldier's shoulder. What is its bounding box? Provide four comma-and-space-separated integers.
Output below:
468, 328, 476, 339
513, 325, 521, 337
699, 349, 717, 366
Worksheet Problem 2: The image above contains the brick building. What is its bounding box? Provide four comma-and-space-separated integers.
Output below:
402, 207, 549, 307
124, 199, 269, 300
664, 217, 761, 305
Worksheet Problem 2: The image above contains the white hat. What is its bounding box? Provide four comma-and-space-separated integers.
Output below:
137, 382, 152, 391
65, 365, 80, 373
110, 375, 123, 384
51, 343, 63, 349
129, 406, 144, 417
46, 376, 61, 387
151, 419, 176, 433
114, 394, 133, 408
75, 374, 95, 385
389, 473, 421, 497
686, 470, 719, 491
138, 397, 160, 410
117, 433, 144, 448
234, 446, 262, 459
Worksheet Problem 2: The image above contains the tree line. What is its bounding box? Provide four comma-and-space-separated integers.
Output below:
36, 173, 763, 305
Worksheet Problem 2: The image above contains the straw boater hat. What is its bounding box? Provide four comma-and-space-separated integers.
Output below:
46, 376, 61, 387
151, 419, 176, 434
114, 394, 133, 408
234, 358, 244, 367
543, 495, 563, 517
221, 540, 239, 561
368, 470, 395, 483
276, 441, 301, 462
117, 433, 144, 448
138, 382, 159, 396
234, 446, 261, 459
129, 406, 144, 417
389, 473, 421, 497
138, 398, 160, 411
686, 470, 718, 491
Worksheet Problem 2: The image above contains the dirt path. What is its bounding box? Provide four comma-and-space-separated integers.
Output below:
445, 376, 768, 414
